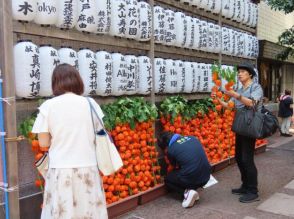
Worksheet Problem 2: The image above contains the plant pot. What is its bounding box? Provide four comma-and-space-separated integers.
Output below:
139, 184, 167, 205
107, 194, 140, 219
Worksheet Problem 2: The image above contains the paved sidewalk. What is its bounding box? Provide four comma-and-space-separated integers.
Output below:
119, 135, 294, 219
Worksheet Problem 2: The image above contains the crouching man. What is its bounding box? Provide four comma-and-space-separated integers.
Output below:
158, 132, 211, 208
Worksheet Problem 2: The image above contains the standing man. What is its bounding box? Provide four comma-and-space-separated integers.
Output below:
278, 89, 293, 137
158, 132, 211, 208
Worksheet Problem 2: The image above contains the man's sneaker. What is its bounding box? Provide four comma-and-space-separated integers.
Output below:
182, 189, 199, 208
239, 193, 260, 203
231, 187, 247, 195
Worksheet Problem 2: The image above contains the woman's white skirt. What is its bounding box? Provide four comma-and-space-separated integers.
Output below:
41, 166, 108, 219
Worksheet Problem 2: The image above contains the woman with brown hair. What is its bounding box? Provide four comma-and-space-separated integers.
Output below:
32, 64, 108, 218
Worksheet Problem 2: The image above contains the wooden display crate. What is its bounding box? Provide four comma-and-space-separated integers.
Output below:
107, 184, 166, 218
254, 143, 267, 154
107, 193, 140, 219
211, 158, 230, 173
139, 184, 167, 205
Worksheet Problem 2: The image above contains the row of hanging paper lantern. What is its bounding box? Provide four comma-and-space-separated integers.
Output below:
221, 27, 258, 58
12, 0, 151, 41
13, 41, 152, 98
154, 6, 258, 58
154, 58, 214, 94
177, 0, 258, 28
180, 0, 222, 15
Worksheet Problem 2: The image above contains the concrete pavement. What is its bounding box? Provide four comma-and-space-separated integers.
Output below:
119, 134, 294, 219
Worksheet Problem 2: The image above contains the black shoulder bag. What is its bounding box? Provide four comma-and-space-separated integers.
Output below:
232, 85, 279, 139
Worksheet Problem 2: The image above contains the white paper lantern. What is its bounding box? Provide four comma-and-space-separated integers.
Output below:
193, 62, 200, 92
180, 0, 191, 5
164, 9, 176, 46
239, 0, 245, 23
76, 0, 97, 32
78, 49, 97, 95
249, 3, 255, 27
58, 47, 79, 69
199, 0, 209, 11
199, 20, 208, 52
235, 31, 240, 57
236, 31, 245, 57
191, 0, 201, 7
109, 0, 127, 37
174, 12, 187, 47
125, 55, 138, 95
207, 64, 213, 92
201, 64, 210, 92
191, 62, 198, 92
55, 0, 78, 29
253, 37, 259, 58
209, 0, 221, 14
229, 28, 236, 56
243, 0, 250, 25
125, 0, 140, 39
154, 58, 167, 94
231, 0, 238, 21
214, 24, 221, 53
175, 60, 185, 93
13, 0, 37, 22
154, 6, 165, 44
165, 59, 178, 94
244, 33, 251, 58
137, 2, 151, 41
39, 45, 60, 97
221, 27, 231, 55
183, 62, 194, 93
192, 18, 201, 50
228, 0, 235, 19
214, 0, 221, 14
221, 0, 230, 18
246, 2, 252, 26
34, 0, 57, 25
112, 53, 128, 96
14, 40, 40, 98
251, 4, 258, 27
185, 16, 194, 49
207, 22, 215, 53
198, 63, 207, 92
235, 0, 243, 23
96, 51, 113, 96
137, 56, 152, 94
195, 63, 202, 92
96, 0, 111, 34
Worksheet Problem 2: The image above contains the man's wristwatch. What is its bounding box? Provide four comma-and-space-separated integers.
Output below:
237, 94, 242, 100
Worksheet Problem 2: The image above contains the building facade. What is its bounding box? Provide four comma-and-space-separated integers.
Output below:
257, 1, 294, 103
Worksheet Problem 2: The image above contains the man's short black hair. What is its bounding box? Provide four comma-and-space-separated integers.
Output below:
157, 132, 174, 151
